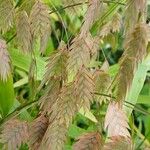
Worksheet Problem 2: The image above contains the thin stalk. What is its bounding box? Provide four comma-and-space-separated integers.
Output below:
6, 33, 17, 44
94, 92, 150, 116
136, 131, 150, 149
0, 100, 38, 126
1, 92, 150, 127
49, 0, 125, 15
134, 124, 150, 147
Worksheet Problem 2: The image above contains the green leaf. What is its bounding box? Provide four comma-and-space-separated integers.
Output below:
64, 145, 72, 150
137, 95, 150, 105
124, 54, 150, 116
68, 124, 86, 139
9, 48, 47, 80
14, 77, 28, 88
108, 64, 119, 77
79, 107, 98, 123
0, 75, 15, 117
11, 99, 33, 121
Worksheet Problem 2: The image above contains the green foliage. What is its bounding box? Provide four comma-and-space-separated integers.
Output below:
0, 76, 15, 117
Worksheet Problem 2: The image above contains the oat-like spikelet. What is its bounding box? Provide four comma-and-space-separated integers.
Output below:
29, 115, 48, 150
0, 119, 29, 150
16, 11, 32, 53
0, 39, 11, 81
0, 0, 15, 32
73, 132, 103, 150
104, 136, 132, 150
105, 102, 130, 138
30, 0, 51, 53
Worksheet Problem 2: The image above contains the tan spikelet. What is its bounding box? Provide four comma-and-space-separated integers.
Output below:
125, 0, 147, 33
73, 132, 103, 150
116, 57, 136, 102
43, 42, 68, 85
99, 13, 122, 38
74, 66, 95, 110
0, 0, 14, 32
67, 34, 98, 77
104, 102, 130, 138
0, 39, 11, 81
116, 24, 149, 103
30, 0, 51, 53
50, 84, 77, 127
123, 24, 148, 60
39, 43, 68, 114
19, 0, 35, 14
41, 84, 79, 149
67, 35, 90, 76
29, 115, 48, 150
93, 69, 111, 104
104, 136, 132, 150
0, 119, 29, 150
62, 0, 86, 16
87, 34, 100, 58
80, 0, 104, 36
16, 11, 32, 53
40, 121, 68, 150
39, 76, 61, 114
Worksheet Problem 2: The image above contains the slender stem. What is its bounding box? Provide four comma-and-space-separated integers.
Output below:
136, 131, 150, 149
49, 0, 125, 15
6, 33, 17, 44
49, 2, 88, 15
104, 0, 125, 5
0, 100, 38, 126
0, 91, 149, 127
94, 92, 150, 116
134, 125, 150, 147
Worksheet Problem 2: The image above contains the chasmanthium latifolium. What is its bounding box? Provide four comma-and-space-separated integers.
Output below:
0, 0, 149, 149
